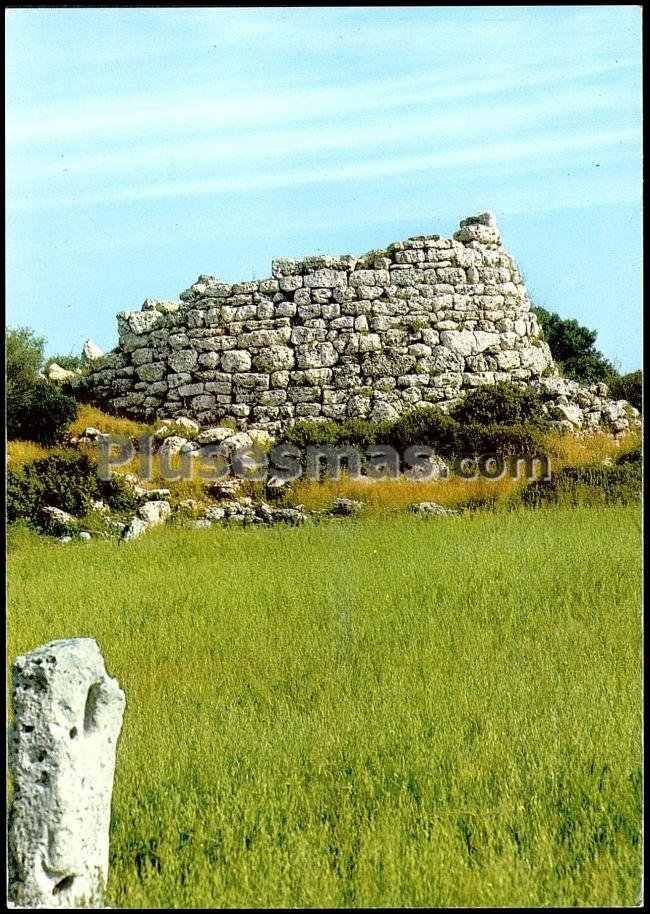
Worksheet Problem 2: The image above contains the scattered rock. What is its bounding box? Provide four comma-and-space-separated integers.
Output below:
137, 500, 171, 527
270, 506, 307, 526
410, 501, 455, 516
42, 505, 76, 526
209, 479, 242, 500
133, 486, 172, 502
330, 497, 364, 516
196, 426, 237, 445
178, 499, 201, 512
82, 339, 105, 361
105, 520, 127, 534
551, 404, 583, 427
180, 441, 202, 455
266, 476, 289, 500
78, 531, 92, 541
47, 363, 77, 382
121, 516, 148, 541
158, 435, 189, 459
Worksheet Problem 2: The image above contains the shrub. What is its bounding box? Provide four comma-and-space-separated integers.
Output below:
385, 406, 459, 455
44, 353, 84, 372
6, 326, 45, 392
282, 420, 343, 449
520, 462, 641, 508
337, 419, 391, 448
608, 370, 642, 412
282, 418, 390, 450
451, 382, 548, 427
7, 452, 137, 527
532, 306, 616, 383
455, 422, 548, 458
8, 380, 78, 445
6, 326, 78, 443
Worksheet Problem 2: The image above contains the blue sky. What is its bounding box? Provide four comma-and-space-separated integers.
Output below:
6, 6, 642, 370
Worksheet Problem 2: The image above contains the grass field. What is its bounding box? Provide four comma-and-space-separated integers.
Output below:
7, 506, 642, 907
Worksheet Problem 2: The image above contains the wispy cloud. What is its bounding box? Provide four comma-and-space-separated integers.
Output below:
12, 127, 639, 211
12, 82, 636, 182
7, 57, 636, 144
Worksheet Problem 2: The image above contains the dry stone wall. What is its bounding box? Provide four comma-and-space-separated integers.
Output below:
84, 213, 556, 431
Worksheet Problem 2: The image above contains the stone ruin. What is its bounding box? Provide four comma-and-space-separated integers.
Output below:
78, 213, 637, 434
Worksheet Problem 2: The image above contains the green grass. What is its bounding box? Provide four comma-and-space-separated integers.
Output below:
7, 507, 642, 907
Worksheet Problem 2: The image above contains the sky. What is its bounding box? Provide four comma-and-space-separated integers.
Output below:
5, 6, 642, 371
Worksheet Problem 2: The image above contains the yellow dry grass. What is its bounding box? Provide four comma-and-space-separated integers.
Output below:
543, 429, 641, 470
111, 453, 216, 502
291, 473, 521, 513
6, 440, 54, 467
68, 404, 151, 439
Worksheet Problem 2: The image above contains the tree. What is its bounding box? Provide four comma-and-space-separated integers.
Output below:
533, 306, 617, 384
6, 326, 78, 443
6, 327, 45, 404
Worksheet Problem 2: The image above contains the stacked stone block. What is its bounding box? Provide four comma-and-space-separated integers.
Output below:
83, 213, 556, 430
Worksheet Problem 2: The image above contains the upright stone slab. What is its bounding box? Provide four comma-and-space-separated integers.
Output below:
8, 638, 125, 908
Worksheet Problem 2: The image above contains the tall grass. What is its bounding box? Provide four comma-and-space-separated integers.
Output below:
543, 429, 640, 469
68, 404, 152, 439
7, 507, 642, 907
291, 473, 520, 512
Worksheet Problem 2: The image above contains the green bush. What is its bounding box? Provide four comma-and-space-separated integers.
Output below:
8, 380, 78, 445
456, 422, 547, 458
282, 420, 343, 449
532, 306, 616, 383
282, 418, 390, 450
6, 326, 78, 443
385, 406, 459, 455
282, 407, 548, 463
7, 452, 137, 527
608, 370, 642, 412
520, 462, 641, 508
44, 353, 84, 372
451, 382, 548, 427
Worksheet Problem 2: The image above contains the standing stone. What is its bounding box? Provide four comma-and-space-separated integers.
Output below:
8, 638, 125, 908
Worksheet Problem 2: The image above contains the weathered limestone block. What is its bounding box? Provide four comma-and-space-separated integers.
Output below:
135, 361, 166, 383
169, 349, 198, 373
8, 638, 125, 908
252, 346, 295, 372
138, 500, 172, 526
158, 435, 189, 458
303, 269, 348, 289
